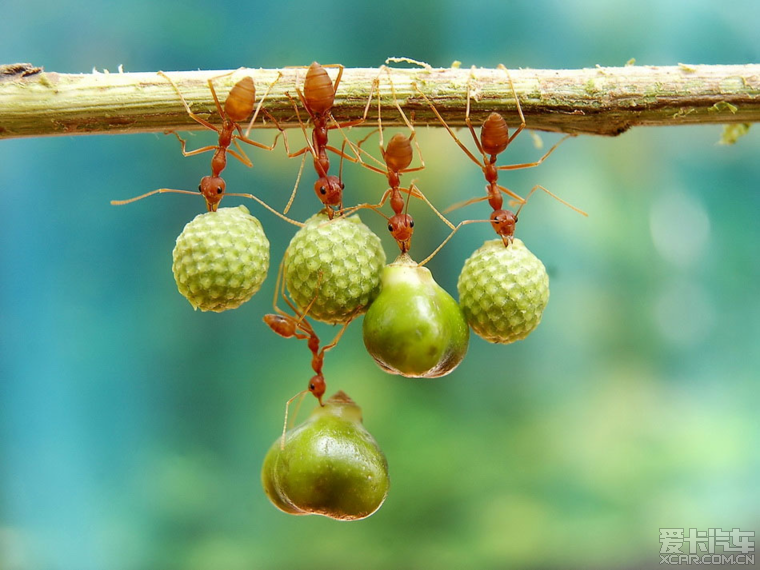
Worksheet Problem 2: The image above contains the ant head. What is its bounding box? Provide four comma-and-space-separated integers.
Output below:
308, 374, 326, 405
314, 175, 344, 208
388, 213, 414, 252
490, 209, 517, 241
199, 176, 226, 212
481, 112, 509, 157
384, 133, 414, 172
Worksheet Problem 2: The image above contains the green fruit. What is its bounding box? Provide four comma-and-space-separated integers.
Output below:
363, 254, 469, 378
261, 391, 389, 521
284, 212, 386, 324
172, 205, 269, 312
457, 238, 549, 343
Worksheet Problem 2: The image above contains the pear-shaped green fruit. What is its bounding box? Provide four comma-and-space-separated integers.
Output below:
457, 238, 549, 343
363, 255, 469, 378
261, 391, 389, 521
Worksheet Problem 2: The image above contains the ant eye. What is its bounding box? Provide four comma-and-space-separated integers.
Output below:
387, 223, 393, 232
217, 187, 223, 194
320, 186, 327, 195
198, 185, 202, 192
409, 220, 414, 227
309, 383, 315, 390
340, 182, 345, 189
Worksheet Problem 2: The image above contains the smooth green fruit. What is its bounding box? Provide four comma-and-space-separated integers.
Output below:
363, 255, 469, 378
262, 391, 389, 521
457, 238, 549, 343
284, 212, 385, 324
172, 205, 269, 312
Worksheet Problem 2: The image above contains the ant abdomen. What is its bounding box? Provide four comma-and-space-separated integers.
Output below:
303, 62, 336, 115
384, 134, 414, 173
224, 77, 256, 123
480, 113, 510, 157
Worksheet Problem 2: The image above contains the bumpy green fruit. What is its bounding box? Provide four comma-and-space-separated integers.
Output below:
457, 238, 549, 343
363, 255, 469, 378
172, 205, 269, 312
262, 391, 389, 521
284, 212, 385, 324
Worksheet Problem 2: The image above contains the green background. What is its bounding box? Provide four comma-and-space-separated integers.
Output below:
1, 1, 758, 568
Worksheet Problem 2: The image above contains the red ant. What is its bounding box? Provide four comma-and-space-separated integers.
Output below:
282, 62, 375, 218
416, 64, 584, 246
112, 71, 301, 226
263, 266, 353, 448
345, 66, 454, 253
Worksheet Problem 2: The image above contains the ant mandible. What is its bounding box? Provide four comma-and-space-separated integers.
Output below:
345, 66, 454, 253
263, 265, 353, 448
112, 70, 300, 225
416, 64, 582, 245
282, 62, 375, 218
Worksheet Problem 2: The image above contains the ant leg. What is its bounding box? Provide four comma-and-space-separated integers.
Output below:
351, 128, 388, 172
385, 65, 426, 170
324, 142, 380, 167
495, 134, 574, 171
496, 184, 526, 204
465, 66, 487, 158
321, 317, 353, 354
227, 142, 254, 168
514, 185, 588, 218
235, 107, 285, 158
418, 219, 492, 266
224, 192, 304, 227
342, 188, 393, 217
414, 83, 484, 168
281, 390, 308, 449
110, 188, 199, 206
307, 63, 346, 94
497, 64, 526, 146
283, 153, 307, 214
245, 71, 283, 136
289, 271, 324, 330
443, 194, 491, 214
326, 71, 377, 132
167, 131, 219, 158
407, 182, 455, 229
284, 91, 316, 159
158, 71, 220, 133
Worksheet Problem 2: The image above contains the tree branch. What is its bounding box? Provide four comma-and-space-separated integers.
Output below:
1, 62, 758, 140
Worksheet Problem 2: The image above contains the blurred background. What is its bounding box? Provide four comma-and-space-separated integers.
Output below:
1, 1, 758, 568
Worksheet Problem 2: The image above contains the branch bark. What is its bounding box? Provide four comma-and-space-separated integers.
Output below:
1, 62, 758, 139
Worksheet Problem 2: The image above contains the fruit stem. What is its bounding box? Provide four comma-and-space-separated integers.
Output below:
390, 252, 418, 267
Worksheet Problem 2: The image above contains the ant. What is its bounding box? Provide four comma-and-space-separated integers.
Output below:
415, 64, 584, 246
282, 62, 375, 218
263, 266, 353, 448
418, 183, 584, 266
112, 71, 301, 226
345, 66, 454, 253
